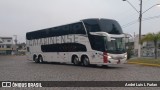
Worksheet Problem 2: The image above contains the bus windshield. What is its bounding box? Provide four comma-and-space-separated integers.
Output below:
89, 35, 126, 54
83, 18, 126, 54
105, 37, 126, 54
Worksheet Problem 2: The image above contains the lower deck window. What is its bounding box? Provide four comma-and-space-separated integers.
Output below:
41, 43, 87, 52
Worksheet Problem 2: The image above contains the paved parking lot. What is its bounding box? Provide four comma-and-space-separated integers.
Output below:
0, 56, 160, 90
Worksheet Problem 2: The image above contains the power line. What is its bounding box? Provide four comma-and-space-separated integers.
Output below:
142, 15, 160, 21
122, 14, 160, 28
122, 20, 138, 28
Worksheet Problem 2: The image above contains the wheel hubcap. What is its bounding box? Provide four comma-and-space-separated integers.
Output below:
39, 57, 42, 62
74, 57, 78, 64
83, 58, 89, 66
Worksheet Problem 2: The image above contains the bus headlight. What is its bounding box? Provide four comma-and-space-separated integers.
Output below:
108, 56, 112, 59
124, 55, 127, 58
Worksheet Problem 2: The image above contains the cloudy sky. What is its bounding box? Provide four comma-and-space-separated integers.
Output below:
0, 0, 160, 43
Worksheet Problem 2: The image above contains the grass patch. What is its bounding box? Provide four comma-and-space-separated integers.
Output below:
128, 58, 160, 65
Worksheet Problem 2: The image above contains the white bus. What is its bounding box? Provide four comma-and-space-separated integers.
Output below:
26, 18, 127, 66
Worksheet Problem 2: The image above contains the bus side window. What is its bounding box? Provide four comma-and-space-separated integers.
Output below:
27, 47, 30, 52
70, 22, 86, 35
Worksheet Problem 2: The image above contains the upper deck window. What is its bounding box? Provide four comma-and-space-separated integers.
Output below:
26, 22, 86, 40
99, 19, 123, 34
83, 19, 123, 34
83, 19, 101, 32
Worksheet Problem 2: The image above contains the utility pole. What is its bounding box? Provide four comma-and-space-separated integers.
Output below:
13, 35, 18, 55
138, 0, 142, 58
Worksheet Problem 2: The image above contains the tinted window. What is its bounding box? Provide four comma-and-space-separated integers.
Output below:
26, 22, 86, 40
41, 43, 87, 52
70, 22, 86, 34
88, 35, 105, 52
99, 19, 123, 34
83, 19, 101, 32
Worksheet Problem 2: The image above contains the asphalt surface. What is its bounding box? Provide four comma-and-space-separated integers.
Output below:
0, 56, 160, 90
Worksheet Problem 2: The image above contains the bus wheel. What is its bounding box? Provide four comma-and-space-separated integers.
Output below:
72, 56, 79, 65
82, 56, 90, 66
38, 56, 44, 63
33, 55, 39, 63
35, 57, 40, 63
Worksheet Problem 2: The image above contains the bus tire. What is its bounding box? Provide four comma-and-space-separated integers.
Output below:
82, 56, 90, 66
38, 55, 44, 63
34, 56, 39, 63
33, 55, 39, 63
72, 56, 80, 65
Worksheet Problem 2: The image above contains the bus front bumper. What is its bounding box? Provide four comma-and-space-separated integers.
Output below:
90, 58, 127, 65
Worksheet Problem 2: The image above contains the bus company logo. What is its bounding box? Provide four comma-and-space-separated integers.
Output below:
2, 82, 11, 87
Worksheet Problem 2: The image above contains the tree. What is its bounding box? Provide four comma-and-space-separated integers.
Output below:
140, 32, 160, 59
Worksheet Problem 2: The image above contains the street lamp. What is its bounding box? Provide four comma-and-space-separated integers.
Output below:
122, 0, 139, 13
122, 0, 160, 58
142, 4, 160, 14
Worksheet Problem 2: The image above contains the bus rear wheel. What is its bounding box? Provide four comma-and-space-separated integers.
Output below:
82, 56, 90, 66
38, 56, 44, 63
34, 56, 39, 63
72, 56, 80, 65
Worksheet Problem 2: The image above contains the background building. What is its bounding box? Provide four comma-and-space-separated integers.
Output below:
0, 37, 13, 55
134, 35, 160, 57
17, 43, 26, 55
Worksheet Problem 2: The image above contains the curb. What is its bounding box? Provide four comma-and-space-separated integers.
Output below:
127, 62, 160, 67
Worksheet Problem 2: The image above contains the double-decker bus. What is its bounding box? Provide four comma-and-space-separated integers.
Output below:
26, 18, 127, 66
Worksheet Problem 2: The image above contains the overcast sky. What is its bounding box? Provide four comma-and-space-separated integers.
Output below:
0, 0, 160, 43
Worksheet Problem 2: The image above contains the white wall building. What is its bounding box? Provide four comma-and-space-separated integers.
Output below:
134, 35, 160, 57
0, 37, 13, 55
